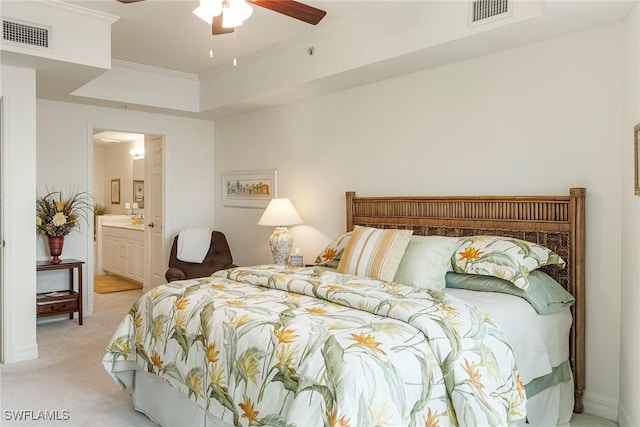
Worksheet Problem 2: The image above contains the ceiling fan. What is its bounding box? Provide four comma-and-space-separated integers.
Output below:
116, 0, 327, 36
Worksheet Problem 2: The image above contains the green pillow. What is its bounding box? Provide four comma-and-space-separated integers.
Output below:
393, 235, 458, 291
444, 270, 575, 315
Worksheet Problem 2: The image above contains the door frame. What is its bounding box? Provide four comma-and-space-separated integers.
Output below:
87, 124, 165, 314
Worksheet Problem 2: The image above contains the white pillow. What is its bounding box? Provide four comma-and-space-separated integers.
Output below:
337, 226, 413, 282
393, 235, 459, 290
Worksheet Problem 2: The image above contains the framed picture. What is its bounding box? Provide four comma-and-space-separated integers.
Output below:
223, 170, 277, 208
635, 123, 640, 195
133, 180, 144, 208
111, 178, 121, 204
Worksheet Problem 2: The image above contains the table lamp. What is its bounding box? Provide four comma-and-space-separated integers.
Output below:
257, 198, 303, 265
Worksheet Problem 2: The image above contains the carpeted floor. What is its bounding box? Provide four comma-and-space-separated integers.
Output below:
94, 274, 142, 294
1, 290, 156, 426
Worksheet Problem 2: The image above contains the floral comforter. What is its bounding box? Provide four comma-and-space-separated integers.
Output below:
103, 265, 526, 426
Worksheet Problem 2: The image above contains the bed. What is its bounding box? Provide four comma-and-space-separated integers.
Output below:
103, 188, 585, 426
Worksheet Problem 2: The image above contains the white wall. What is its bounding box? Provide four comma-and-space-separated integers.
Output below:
618, 3, 640, 427
35, 99, 216, 319
100, 141, 141, 214
214, 24, 627, 419
0, 65, 38, 363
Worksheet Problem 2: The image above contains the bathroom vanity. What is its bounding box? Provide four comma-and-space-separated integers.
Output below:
98, 216, 145, 284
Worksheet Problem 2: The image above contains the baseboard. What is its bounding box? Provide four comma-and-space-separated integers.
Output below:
582, 391, 618, 421
2, 343, 38, 364
617, 402, 634, 427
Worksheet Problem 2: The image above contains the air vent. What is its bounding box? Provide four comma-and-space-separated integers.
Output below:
2, 18, 50, 49
469, 0, 512, 27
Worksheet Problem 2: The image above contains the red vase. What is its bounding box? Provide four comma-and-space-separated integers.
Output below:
48, 236, 64, 264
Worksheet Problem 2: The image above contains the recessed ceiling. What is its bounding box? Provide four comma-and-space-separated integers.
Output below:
11, 1, 637, 120
67, 0, 368, 75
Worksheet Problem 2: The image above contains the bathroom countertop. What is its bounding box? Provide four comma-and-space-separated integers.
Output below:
102, 223, 145, 231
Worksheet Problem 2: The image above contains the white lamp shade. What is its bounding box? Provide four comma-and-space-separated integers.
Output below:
258, 198, 303, 227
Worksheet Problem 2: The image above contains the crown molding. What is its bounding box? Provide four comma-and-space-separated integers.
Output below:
27, 0, 119, 23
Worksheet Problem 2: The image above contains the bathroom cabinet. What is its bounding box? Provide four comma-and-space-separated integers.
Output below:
102, 224, 145, 284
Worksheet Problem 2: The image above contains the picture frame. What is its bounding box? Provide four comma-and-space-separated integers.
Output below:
111, 178, 121, 204
635, 123, 640, 195
133, 180, 144, 208
223, 170, 277, 208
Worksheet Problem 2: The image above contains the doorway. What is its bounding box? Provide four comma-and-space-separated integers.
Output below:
92, 128, 165, 297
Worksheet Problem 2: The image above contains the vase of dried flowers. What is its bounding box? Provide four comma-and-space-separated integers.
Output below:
36, 189, 92, 264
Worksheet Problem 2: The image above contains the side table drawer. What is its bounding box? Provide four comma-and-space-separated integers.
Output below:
36, 291, 79, 318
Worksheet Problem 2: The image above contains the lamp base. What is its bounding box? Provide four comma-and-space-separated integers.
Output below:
269, 227, 293, 265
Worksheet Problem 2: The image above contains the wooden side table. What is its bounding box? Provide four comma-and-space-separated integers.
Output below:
36, 258, 84, 325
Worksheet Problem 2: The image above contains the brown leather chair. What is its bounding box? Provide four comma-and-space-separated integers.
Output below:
165, 231, 236, 282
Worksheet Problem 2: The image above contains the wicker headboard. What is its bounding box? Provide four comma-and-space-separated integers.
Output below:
346, 188, 586, 413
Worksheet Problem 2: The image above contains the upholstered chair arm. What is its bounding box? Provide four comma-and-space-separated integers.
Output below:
165, 267, 187, 282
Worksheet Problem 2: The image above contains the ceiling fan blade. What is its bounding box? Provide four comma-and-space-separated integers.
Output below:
248, 0, 326, 25
212, 13, 235, 35
116, 0, 145, 3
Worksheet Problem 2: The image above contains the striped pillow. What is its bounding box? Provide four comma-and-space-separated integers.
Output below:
337, 226, 413, 281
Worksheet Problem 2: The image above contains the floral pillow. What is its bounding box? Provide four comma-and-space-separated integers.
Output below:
451, 236, 565, 290
314, 231, 352, 269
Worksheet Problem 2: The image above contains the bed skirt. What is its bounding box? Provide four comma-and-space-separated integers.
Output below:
515, 375, 574, 427
130, 369, 230, 427
120, 368, 575, 427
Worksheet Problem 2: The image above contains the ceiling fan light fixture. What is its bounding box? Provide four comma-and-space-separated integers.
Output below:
222, 0, 253, 28
193, 0, 252, 27
193, 0, 223, 23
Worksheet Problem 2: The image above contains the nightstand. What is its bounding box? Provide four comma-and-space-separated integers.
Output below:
36, 259, 84, 325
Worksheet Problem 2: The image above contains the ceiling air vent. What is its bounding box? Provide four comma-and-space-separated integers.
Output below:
469, 0, 512, 27
2, 18, 50, 50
